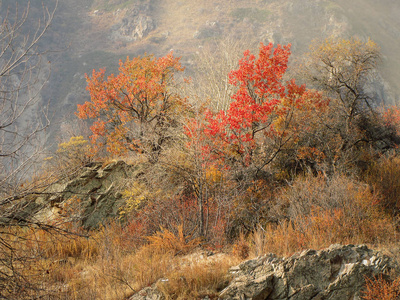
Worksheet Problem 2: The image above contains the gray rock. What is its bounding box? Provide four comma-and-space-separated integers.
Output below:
219, 244, 399, 300
31, 161, 137, 228
129, 284, 164, 300
110, 3, 155, 42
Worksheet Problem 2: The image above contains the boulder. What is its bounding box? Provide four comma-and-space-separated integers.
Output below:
31, 160, 136, 228
219, 244, 398, 300
128, 244, 398, 300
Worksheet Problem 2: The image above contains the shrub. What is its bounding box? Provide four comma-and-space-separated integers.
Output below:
362, 274, 400, 300
364, 154, 400, 216
251, 175, 397, 256
231, 232, 250, 259
146, 224, 202, 255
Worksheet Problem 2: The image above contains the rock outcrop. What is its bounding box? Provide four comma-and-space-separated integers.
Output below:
110, 1, 155, 42
129, 244, 398, 300
31, 161, 135, 228
129, 284, 164, 300
219, 244, 398, 300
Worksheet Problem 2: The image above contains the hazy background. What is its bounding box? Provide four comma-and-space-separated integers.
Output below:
2, 0, 400, 145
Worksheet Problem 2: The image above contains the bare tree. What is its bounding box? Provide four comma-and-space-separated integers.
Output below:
0, 1, 59, 298
187, 37, 257, 112
304, 37, 381, 125
0, 0, 58, 202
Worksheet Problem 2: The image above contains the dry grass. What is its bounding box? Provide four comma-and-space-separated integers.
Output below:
250, 175, 398, 257
364, 155, 400, 216
0, 221, 234, 299
146, 224, 202, 255
156, 253, 237, 299
362, 274, 400, 300
231, 231, 250, 259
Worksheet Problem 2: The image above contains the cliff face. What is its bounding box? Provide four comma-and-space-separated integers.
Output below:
4, 0, 400, 144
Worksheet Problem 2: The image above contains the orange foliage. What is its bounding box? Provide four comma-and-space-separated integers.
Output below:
76, 53, 186, 159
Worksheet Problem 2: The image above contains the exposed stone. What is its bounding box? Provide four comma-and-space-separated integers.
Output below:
30, 160, 136, 228
128, 244, 398, 300
193, 21, 222, 39
110, 2, 155, 42
219, 244, 399, 300
129, 284, 164, 300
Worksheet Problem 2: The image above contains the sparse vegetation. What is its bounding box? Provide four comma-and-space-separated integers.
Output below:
2, 2, 400, 295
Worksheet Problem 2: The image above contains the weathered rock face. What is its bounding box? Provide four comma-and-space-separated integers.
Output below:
219, 244, 398, 300
32, 160, 136, 228
127, 244, 398, 300
110, 1, 155, 42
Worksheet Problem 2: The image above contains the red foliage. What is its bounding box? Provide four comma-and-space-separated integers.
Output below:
189, 43, 328, 169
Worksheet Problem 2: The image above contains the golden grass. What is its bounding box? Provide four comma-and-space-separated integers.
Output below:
156, 256, 235, 299
3, 171, 400, 299
146, 224, 202, 255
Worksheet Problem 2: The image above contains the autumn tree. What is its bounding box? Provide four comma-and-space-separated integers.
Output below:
181, 43, 328, 238
197, 42, 327, 181
300, 37, 400, 175
0, 1, 60, 298
77, 53, 187, 163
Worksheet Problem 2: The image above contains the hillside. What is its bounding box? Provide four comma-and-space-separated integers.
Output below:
3, 1, 400, 299
8, 0, 398, 143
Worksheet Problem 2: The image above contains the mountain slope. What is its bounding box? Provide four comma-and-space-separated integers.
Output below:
4, 0, 400, 144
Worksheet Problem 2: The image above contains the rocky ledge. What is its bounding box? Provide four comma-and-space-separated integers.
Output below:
220, 244, 397, 300
131, 244, 398, 300
26, 161, 136, 229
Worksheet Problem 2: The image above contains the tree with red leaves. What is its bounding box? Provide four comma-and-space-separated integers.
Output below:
194, 43, 327, 179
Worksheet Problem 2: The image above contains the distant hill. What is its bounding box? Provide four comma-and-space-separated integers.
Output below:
2, 0, 400, 145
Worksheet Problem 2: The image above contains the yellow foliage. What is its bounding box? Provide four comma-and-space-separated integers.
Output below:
57, 136, 88, 152
120, 181, 150, 217
55, 136, 95, 168
205, 165, 223, 184
311, 37, 379, 62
